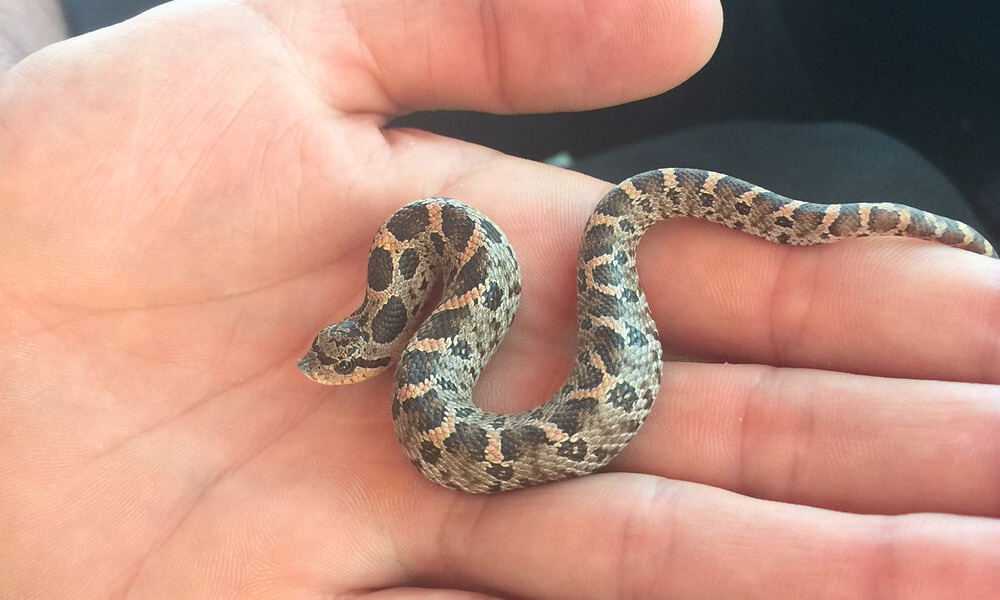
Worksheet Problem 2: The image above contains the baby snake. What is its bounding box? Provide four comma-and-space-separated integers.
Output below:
298, 168, 997, 493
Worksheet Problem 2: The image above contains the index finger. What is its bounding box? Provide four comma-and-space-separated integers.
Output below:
636, 220, 999, 382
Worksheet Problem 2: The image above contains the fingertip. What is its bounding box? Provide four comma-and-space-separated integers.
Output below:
491, 0, 726, 111
671, 0, 725, 83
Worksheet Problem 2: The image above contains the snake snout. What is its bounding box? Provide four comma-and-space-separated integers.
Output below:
295, 357, 311, 376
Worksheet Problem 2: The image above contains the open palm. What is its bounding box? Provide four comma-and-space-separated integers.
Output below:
2, 1, 997, 598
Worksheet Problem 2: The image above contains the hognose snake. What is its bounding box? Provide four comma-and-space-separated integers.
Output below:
297, 168, 997, 493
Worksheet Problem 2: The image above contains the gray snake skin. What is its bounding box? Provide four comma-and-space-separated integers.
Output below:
298, 168, 997, 493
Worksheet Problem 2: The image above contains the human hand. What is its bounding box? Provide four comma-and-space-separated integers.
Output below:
1, 0, 997, 598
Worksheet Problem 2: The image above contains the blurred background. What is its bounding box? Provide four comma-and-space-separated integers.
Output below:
60, 0, 1000, 240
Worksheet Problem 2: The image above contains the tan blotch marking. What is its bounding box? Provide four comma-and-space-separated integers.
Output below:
484, 429, 504, 464
715, 187, 760, 225
929, 214, 949, 237
956, 221, 976, 246
895, 206, 912, 234
451, 216, 485, 267
372, 228, 408, 253
571, 374, 620, 403
876, 202, 908, 234
588, 213, 620, 228
588, 315, 629, 340
620, 180, 643, 200
427, 200, 444, 233
857, 204, 875, 232
424, 414, 458, 448
737, 188, 762, 208
364, 287, 393, 307
699, 171, 727, 196
440, 286, 483, 311
539, 422, 570, 444
409, 338, 449, 353
660, 168, 679, 189
584, 254, 618, 296
569, 350, 620, 400
396, 380, 433, 402
819, 203, 842, 236
774, 199, 805, 220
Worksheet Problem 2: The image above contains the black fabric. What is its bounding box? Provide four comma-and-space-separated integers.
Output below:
776, 1, 1000, 235
60, 0, 162, 33
573, 121, 987, 233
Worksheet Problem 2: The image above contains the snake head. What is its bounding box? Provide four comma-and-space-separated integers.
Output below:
297, 320, 389, 385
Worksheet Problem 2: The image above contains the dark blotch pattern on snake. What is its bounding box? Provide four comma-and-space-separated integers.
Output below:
297, 168, 997, 493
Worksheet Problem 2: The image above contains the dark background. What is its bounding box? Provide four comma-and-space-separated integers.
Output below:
60, 0, 1000, 238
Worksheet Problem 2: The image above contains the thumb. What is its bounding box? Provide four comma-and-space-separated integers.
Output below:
276, 0, 723, 114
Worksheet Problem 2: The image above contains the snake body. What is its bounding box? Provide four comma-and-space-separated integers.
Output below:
298, 168, 997, 493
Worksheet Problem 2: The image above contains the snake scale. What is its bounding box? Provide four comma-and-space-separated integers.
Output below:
298, 168, 997, 493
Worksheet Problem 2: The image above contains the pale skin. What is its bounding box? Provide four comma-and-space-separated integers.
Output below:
1, 0, 998, 597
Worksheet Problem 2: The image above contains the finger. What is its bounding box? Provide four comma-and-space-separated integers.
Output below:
410, 476, 1000, 600
635, 219, 1000, 382
267, 0, 723, 113
614, 361, 1000, 517
361, 590, 504, 600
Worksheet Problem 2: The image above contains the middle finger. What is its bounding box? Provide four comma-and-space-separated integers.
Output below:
614, 361, 1000, 516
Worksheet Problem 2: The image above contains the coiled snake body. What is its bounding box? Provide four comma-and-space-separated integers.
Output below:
298, 168, 997, 493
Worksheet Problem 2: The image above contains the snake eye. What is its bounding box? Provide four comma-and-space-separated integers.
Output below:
334, 359, 356, 375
